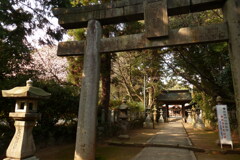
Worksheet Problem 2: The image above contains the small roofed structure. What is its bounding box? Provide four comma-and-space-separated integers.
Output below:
2, 79, 51, 99
157, 89, 192, 104
156, 89, 192, 120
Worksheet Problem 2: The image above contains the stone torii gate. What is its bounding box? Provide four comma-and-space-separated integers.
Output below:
53, 0, 240, 159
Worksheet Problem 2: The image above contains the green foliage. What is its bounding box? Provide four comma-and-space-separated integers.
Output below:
160, 9, 236, 126
67, 56, 84, 87
169, 9, 223, 29
163, 41, 234, 125
35, 80, 79, 127
110, 99, 143, 112
165, 9, 233, 103
109, 99, 122, 109
112, 49, 167, 108
0, 0, 32, 78
192, 91, 215, 122
166, 42, 233, 100
127, 101, 144, 112
33, 123, 77, 146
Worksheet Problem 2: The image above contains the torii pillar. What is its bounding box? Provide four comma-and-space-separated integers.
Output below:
74, 20, 102, 160
223, 0, 240, 138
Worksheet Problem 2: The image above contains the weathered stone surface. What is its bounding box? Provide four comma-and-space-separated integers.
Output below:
9, 112, 40, 121
223, 0, 240, 139
53, 0, 225, 29
144, 0, 168, 38
74, 20, 102, 160
57, 23, 228, 56
144, 111, 153, 129
2, 80, 51, 99
5, 120, 36, 159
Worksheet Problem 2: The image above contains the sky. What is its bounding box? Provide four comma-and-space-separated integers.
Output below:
16, 0, 70, 48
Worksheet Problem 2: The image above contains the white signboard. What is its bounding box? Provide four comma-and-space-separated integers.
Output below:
216, 105, 233, 149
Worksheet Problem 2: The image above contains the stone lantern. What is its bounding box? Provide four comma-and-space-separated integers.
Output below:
193, 105, 205, 129
118, 98, 130, 139
118, 98, 129, 121
143, 109, 153, 128
186, 109, 192, 123
2, 79, 51, 160
158, 107, 164, 123
152, 106, 157, 123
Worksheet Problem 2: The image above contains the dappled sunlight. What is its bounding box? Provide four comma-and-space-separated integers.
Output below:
141, 132, 156, 136
82, 72, 85, 78
178, 27, 192, 37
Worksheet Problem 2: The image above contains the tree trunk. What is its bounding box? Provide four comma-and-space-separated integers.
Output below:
100, 53, 111, 122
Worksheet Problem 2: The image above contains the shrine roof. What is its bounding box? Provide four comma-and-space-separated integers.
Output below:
157, 89, 192, 104
2, 80, 51, 99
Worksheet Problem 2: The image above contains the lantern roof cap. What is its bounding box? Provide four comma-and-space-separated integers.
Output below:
119, 103, 128, 110
2, 79, 51, 99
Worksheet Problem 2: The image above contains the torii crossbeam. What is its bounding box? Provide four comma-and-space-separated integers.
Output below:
53, 0, 240, 159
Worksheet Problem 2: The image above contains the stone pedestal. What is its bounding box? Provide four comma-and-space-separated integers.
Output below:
117, 99, 130, 138
193, 111, 205, 130
5, 113, 39, 160
152, 107, 157, 124
194, 121, 205, 129
143, 111, 153, 128
118, 118, 129, 139
187, 111, 192, 123
191, 108, 196, 126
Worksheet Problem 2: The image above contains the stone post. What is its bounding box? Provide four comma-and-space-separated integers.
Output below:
187, 110, 192, 123
153, 106, 157, 123
143, 109, 153, 128
110, 110, 115, 123
223, 0, 240, 139
114, 110, 118, 122
118, 99, 130, 139
193, 107, 205, 130
158, 108, 164, 123
128, 109, 131, 121
191, 107, 196, 126
74, 20, 102, 160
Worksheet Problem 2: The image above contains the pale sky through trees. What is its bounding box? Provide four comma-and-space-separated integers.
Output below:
14, 0, 70, 48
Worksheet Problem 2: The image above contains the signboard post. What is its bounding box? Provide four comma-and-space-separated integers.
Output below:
216, 105, 233, 149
